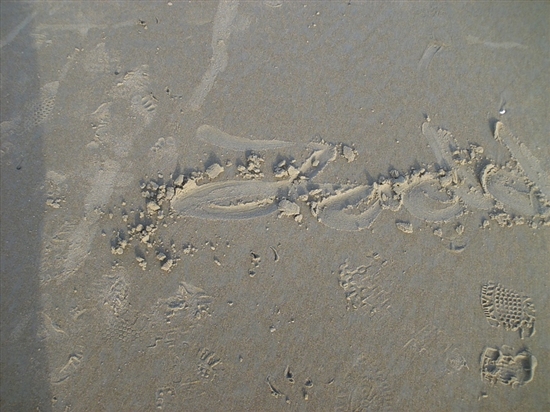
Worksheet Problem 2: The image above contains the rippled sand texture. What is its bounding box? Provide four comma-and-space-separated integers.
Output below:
1, 2, 549, 411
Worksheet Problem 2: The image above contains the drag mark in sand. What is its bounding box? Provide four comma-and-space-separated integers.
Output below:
0, 9, 38, 49
421, 120, 452, 169
197, 124, 294, 151
188, 0, 239, 111
466, 35, 528, 50
417, 42, 444, 73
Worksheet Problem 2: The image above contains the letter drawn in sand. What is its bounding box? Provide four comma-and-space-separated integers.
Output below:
402, 174, 463, 223
481, 164, 541, 216
171, 142, 339, 221
421, 120, 494, 211
171, 180, 287, 220
315, 186, 382, 231
494, 121, 550, 201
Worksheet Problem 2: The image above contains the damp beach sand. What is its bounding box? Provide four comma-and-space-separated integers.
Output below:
1, 2, 549, 411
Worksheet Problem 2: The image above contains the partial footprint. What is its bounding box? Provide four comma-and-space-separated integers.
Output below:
23, 81, 59, 131
481, 346, 537, 388
480, 282, 535, 339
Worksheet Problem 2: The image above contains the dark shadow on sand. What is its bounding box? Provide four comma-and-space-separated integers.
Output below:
1, 2, 52, 411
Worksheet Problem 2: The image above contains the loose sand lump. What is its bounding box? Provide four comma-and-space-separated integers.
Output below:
237, 153, 265, 179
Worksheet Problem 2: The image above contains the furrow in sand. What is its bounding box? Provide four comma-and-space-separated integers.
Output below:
196, 124, 294, 151
188, 0, 240, 111
421, 121, 453, 169
417, 42, 442, 73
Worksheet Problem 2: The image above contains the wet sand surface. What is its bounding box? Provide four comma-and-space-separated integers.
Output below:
1, 2, 549, 411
